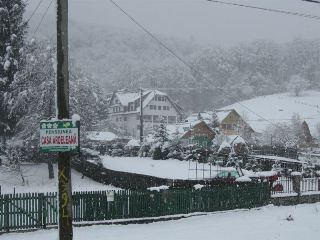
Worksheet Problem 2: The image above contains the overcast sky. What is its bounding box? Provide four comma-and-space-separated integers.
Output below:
26, 0, 320, 46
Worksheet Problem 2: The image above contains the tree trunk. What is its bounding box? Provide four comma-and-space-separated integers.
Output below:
48, 160, 54, 179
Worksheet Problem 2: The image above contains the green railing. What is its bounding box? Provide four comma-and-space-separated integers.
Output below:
0, 183, 270, 232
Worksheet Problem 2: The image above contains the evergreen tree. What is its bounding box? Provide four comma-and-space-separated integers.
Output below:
210, 110, 220, 129
301, 120, 313, 144
154, 117, 169, 144
0, 0, 27, 144
291, 113, 303, 144
151, 117, 169, 160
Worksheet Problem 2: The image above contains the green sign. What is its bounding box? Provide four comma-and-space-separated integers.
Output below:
40, 120, 79, 153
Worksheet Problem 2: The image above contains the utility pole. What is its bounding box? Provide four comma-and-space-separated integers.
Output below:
57, 1, 73, 239
140, 88, 144, 143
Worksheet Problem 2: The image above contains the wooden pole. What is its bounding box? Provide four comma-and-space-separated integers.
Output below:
140, 88, 143, 143
57, 0, 73, 239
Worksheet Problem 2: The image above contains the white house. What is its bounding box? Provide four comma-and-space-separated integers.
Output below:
108, 89, 183, 137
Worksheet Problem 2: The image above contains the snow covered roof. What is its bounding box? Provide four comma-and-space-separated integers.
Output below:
251, 155, 306, 164
125, 139, 141, 147
185, 109, 235, 125
166, 120, 203, 139
218, 140, 231, 152
116, 92, 141, 106
87, 131, 117, 141
226, 135, 246, 145
215, 109, 233, 122
114, 89, 167, 106
185, 112, 212, 123
111, 89, 182, 114
217, 135, 246, 153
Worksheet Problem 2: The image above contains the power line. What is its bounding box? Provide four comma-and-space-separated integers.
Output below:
246, 117, 320, 122
109, 0, 192, 70
302, 0, 320, 4
208, 0, 320, 20
107, 0, 277, 126
32, 0, 54, 38
25, 0, 43, 24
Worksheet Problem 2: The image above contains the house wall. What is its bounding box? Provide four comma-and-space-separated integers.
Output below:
144, 96, 180, 123
220, 111, 253, 138
109, 94, 182, 138
182, 122, 215, 147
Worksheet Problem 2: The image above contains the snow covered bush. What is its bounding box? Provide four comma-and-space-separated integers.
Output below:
271, 161, 282, 175
138, 142, 151, 157
262, 123, 299, 147
124, 139, 140, 157
217, 140, 231, 156
244, 158, 262, 172
166, 139, 185, 160
302, 160, 315, 178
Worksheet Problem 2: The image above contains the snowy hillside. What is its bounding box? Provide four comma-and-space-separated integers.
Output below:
221, 91, 320, 136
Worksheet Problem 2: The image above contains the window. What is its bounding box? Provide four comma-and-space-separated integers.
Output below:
124, 117, 127, 121
158, 106, 161, 110
143, 115, 152, 122
116, 117, 118, 122
137, 125, 140, 130
168, 116, 176, 123
226, 124, 233, 130
153, 115, 159, 122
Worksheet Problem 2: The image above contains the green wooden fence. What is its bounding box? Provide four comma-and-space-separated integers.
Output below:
0, 183, 269, 232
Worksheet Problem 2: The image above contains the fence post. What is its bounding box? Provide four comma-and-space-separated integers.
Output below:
38, 193, 43, 229
4, 195, 9, 233
292, 174, 302, 197
41, 193, 47, 229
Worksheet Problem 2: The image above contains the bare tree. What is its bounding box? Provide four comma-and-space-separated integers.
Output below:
287, 75, 309, 96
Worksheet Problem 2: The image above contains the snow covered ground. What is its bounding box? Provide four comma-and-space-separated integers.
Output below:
2, 203, 320, 240
0, 163, 119, 194
101, 156, 237, 180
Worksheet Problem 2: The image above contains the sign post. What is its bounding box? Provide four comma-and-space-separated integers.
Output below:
56, 1, 73, 239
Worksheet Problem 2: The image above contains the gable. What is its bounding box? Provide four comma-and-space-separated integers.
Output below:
182, 121, 215, 139
221, 110, 240, 124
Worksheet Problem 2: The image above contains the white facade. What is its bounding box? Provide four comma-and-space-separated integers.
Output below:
108, 90, 183, 138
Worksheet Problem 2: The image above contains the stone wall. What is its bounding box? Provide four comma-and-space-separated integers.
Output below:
272, 194, 320, 206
